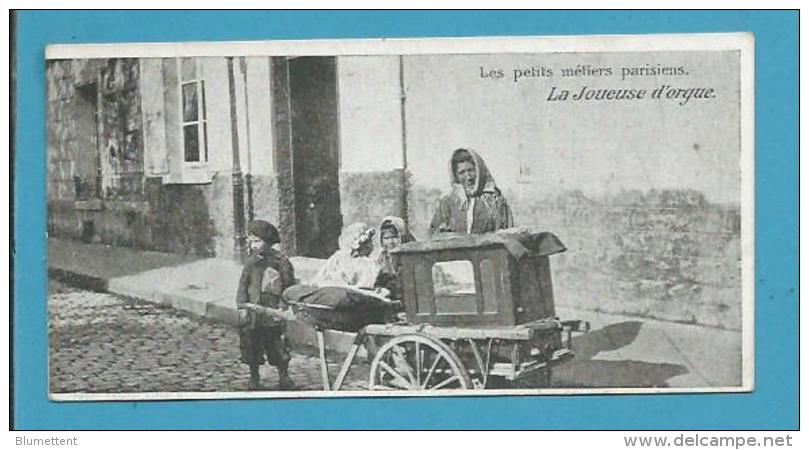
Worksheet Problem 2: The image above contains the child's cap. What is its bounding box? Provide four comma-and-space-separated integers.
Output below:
247, 220, 280, 246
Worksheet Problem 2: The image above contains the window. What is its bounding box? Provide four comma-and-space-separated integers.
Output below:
181, 79, 207, 163
157, 57, 212, 185
432, 260, 477, 314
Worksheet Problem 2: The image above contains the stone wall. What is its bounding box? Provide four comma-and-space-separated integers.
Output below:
47, 59, 107, 202
408, 185, 742, 330
340, 171, 742, 330
339, 169, 409, 231
46, 58, 240, 259
48, 176, 229, 258
246, 174, 280, 226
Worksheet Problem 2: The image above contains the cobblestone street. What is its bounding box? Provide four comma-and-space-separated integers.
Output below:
48, 281, 369, 394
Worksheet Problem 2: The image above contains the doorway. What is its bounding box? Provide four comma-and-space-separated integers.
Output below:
272, 56, 342, 258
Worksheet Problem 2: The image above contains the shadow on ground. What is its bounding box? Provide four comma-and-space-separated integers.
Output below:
552, 320, 688, 388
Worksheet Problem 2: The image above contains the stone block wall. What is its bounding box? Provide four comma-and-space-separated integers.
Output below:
246, 174, 281, 229
48, 177, 226, 258
47, 58, 240, 259
47, 59, 107, 202
408, 185, 742, 330
339, 169, 408, 231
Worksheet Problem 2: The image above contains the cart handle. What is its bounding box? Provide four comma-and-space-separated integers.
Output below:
559, 320, 590, 350
559, 319, 590, 333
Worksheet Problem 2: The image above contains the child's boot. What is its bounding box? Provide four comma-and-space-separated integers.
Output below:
278, 365, 295, 390
248, 365, 260, 390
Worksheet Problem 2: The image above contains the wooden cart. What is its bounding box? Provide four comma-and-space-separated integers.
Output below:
328, 318, 585, 391
248, 228, 588, 391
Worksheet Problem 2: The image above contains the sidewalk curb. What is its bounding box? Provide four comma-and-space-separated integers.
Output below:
51, 265, 363, 355
48, 267, 108, 292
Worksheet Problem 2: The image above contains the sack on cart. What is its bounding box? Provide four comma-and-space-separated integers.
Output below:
283, 285, 392, 332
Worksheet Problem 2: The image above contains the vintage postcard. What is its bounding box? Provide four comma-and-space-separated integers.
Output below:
45, 33, 753, 400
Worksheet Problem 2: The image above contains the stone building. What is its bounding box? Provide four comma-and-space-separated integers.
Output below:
47, 52, 743, 329
48, 56, 376, 260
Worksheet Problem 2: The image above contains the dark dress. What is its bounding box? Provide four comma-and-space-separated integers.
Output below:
374, 216, 415, 303
375, 253, 402, 301
430, 192, 513, 235
236, 249, 295, 368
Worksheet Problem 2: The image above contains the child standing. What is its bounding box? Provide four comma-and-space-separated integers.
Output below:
237, 220, 296, 390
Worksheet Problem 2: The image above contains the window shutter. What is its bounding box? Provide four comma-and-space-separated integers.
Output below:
139, 58, 169, 176
161, 58, 183, 184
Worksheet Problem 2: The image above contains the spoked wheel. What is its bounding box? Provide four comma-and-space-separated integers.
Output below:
368, 334, 471, 391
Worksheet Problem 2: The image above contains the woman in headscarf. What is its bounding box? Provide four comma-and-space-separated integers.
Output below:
374, 216, 416, 302
430, 148, 514, 235
283, 223, 391, 331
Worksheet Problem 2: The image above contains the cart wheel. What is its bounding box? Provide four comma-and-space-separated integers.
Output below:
369, 334, 471, 390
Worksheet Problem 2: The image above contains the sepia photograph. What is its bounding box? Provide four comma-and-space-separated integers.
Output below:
44, 33, 753, 400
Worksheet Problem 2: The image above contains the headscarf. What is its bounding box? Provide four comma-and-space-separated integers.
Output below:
375, 216, 416, 269
312, 222, 380, 289
376, 216, 415, 250
448, 148, 504, 212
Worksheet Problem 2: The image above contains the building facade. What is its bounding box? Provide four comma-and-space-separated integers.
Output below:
48, 53, 742, 329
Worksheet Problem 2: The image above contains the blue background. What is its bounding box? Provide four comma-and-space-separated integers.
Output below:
14, 10, 798, 430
